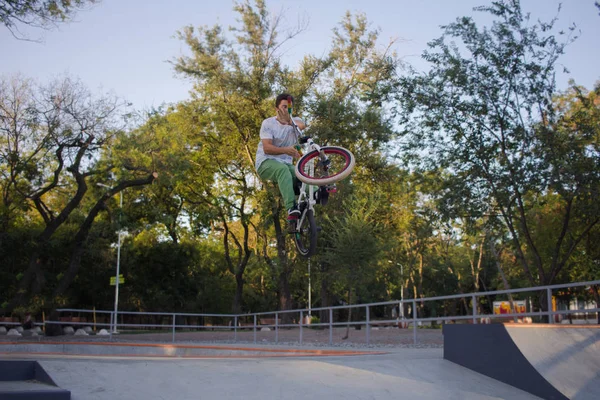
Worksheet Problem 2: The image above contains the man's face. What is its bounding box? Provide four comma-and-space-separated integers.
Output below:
277, 100, 289, 113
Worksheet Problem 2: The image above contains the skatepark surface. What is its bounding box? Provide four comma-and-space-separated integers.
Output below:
1, 345, 540, 400
1, 323, 599, 399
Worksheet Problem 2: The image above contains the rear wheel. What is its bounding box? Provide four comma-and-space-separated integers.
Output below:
293, 209, 317, 257
295, 146, 355, 186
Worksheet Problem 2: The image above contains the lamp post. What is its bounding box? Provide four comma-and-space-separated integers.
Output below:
97, 183, 123, 334
308, 258, 312, 317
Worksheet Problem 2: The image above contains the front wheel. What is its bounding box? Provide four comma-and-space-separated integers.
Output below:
293, 209, 317, 257
295, 146, 355, 186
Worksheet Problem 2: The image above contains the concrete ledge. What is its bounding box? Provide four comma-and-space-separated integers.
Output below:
0, 360, 71, 399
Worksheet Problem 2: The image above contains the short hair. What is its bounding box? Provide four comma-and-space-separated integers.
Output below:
275, 93, 293, 108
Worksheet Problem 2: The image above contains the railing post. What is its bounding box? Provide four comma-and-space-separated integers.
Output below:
547, 288, 553, 324
172, 314, 176, 343
299, 311, 303, 344
472, 295, 477, 324
253, 314, 257, 344
366, 305, 370, 345
275, 312, 279, 343
329, 308, 333, 345
109, 312, 114, 340
234, 316, 238, 341
412, 300, 417, 345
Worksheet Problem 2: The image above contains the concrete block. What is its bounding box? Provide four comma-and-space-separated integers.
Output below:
83, 326, 94, 334
260, 327, 271, 332
74, 328, 89, 336
7, 329, 22, 336
15, 326, 24, 333
63, 326, 75, 335
0, 327, 6, 335
97, 329, 110, 336
398, 320, 410, 329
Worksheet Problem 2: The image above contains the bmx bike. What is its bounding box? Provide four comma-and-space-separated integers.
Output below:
287, 100, 356, 257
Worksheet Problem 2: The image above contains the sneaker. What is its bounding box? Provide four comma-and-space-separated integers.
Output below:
287, 204, 301, 219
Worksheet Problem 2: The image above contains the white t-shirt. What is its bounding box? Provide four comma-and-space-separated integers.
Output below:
255, 116, 303, 171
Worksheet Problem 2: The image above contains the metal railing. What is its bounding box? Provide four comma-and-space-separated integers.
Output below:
40, 279, 600, 345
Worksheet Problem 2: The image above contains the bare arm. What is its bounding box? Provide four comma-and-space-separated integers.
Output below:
293, 118, 306, 130
262, 139, 300, 159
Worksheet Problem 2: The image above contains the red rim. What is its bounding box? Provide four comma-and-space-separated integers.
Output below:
297, 148, 351, 181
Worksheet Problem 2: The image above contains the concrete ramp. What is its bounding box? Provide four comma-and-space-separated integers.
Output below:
506, 324, 600, 400
444, 324, 600, 400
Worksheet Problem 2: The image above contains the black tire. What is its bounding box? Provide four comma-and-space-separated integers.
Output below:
295, 146, 355, 185
293, 209, 317, 257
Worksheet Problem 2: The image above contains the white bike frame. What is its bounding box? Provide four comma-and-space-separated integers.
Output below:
290, 122, 322, 228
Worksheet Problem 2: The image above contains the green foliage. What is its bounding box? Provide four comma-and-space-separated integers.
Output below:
396, 0, 596, 286
121, 236, 232, 313
1, 0, 99, 39
2, 0, 597, 318
322, 195, 382, 294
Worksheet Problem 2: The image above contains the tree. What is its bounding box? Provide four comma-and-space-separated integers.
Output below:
322, 195, 381, 339
300, 11, 402, 315
173, 0, 319, 314
0, 74, 156, 313
396, 0, 598, 301
1, 0, 99, 40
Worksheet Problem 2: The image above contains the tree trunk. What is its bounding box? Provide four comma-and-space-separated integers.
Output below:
6, 240, 52, 311
489, 240, 518, 322
272, 198, 292, 321
217, 192, 252, 315
232, 273, 244, 314
53, 200, 108, 297
593, 286, 600, 325
469, 237, 485, 315
417, 254, 425, 316
342, 287, 353, 340
320, 262, 330, 323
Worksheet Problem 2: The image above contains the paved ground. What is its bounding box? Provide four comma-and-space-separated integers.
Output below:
0, 326, 547, 399
2, 349, 541, 400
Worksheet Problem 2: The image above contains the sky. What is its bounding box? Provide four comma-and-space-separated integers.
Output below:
1, 0, 599, 111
